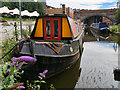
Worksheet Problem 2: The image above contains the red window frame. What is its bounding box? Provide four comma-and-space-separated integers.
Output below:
44, 18, 61, 40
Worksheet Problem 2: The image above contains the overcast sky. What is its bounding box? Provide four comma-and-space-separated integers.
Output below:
45, 0, 118, 9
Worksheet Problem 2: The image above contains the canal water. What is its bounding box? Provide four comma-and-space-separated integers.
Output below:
42, 29, 120, 89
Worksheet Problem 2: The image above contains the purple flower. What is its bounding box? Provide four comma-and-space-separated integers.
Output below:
39, 73, 45, 78
44, 70, 48, 74
39, 70, 48, 78
18, 56, 37, 62
19, 86, 25, 89
9, 37, 14, 41
6, 69, 10, 73
8, 15, 11, 17
22, 37, 26, 40
11, 57, 19, 61
11, 56, 37, 62
9, 38, 12, 41
10, 62, 17, 66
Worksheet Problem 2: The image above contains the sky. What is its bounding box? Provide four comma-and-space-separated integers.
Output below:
44, 0, 118, 10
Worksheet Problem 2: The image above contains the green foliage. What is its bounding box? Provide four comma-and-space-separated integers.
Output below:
0, 22, 32, 63
1, 17, 35, 21
22, 25, 32, 38
115, 8, 120, 24
0, 29, 17, 62
109, 25, 119, 32
26, 75, 46, 89
0, 61, 24, 89
50, 84, 56, 90
2, 2, 45, 15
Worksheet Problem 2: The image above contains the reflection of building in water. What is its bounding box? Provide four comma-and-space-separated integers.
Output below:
113, 42, 118, 52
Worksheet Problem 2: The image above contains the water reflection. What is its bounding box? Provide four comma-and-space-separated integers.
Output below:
41, 58, 81, 89
85, 28, 120, 48
113, 42, 118, 52
75, 28, 119, 88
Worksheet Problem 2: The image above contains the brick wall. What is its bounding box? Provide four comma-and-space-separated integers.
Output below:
45, 4, 74, 18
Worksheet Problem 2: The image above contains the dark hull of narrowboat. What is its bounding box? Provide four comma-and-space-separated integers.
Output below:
90, 27, 110, 40
99, 29, 110, 34
90, 27, 110, 34
21, 51, 80, 81
11, 31, 84, 81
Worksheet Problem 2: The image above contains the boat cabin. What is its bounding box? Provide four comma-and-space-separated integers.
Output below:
30, 14, 83, 41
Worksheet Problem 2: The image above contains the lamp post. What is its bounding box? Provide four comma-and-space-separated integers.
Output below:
19, 0, 22, 38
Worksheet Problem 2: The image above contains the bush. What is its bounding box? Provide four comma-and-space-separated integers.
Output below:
115, 8, 120, 24
0, 56, 47, 89
109, 25, 119, 32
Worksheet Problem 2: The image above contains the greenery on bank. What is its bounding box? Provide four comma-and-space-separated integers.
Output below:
0, 22, 33, 62
1, 17, 35, 21
109, 8, 120, 33
0, 29, 17, 63
115, 8, 120, 24
109, 25, 119, 32
2, 2, 45, 15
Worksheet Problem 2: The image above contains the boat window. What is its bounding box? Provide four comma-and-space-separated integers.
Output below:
54, 20, 58, 37
46, 20, 50, 37
75, 23, 79, 33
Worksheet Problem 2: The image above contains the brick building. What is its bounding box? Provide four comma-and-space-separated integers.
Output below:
45, 4, 74, 18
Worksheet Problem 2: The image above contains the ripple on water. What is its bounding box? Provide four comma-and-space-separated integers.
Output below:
75, 41, 119, 88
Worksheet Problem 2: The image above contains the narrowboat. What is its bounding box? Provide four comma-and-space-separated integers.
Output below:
91, 22, 110, 33
13, 14, 84, 79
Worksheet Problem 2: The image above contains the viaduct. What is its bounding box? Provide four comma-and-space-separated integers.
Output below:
74, 8, 117, 25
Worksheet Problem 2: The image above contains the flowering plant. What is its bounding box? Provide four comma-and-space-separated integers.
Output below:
26, 70, 48, 89
0, 56, 37, 89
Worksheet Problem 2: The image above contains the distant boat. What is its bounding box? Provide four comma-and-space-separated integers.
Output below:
12, 14, 84, 79
91, 22, 110, 33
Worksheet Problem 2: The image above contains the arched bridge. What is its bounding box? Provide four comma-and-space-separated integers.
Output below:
74, 8, 117, 25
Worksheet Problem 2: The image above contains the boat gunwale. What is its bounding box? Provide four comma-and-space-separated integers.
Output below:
20, 50, 79, 58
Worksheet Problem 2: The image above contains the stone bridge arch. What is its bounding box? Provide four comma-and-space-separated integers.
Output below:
74, 8, 117, 25
81, 14, 114, 23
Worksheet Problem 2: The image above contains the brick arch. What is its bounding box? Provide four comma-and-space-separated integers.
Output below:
81, 14, 114, 24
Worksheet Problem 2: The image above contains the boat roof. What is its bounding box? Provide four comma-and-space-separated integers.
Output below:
30, 14, 83, 40
37, 14, 68, 18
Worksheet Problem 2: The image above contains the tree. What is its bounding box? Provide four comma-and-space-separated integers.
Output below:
115, 8, 120, 24
2, 2, 45, 15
